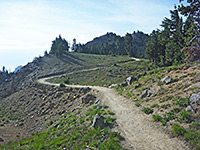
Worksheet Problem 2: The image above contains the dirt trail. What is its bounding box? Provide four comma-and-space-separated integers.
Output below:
38, 76, 189, 150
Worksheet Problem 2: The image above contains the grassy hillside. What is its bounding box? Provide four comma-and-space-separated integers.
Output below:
0, 52, 132, 100
48, 59, 151, 86
114, 63, 200, 149
0, 83, 124, 149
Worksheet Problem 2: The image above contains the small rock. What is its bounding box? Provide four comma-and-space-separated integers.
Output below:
158, 87, 163, 91
54, 123, 60, 128
95, 99, 100, 104
126, 76, 137, 86
134, 83, 141, 89
158, 76, 172, 85
190, 94, 200, 105
186, 105, 195, 113
152, 79, 156, 83
109, 84, 119, 88
96, 105, 102, 109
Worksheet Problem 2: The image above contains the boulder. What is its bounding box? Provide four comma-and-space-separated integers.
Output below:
186, 105, 195, 113
126, 76, 137, 86
158, 76, 172, 85
82, 94, 96, 104
141, 89, 149, 99
92, 115, 106, 129
190, 94, 200, 105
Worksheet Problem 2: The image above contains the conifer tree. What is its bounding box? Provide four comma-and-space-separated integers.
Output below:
50, 35, 69, 57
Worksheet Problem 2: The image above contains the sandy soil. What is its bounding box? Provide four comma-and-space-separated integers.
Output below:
38, 76, 190, 150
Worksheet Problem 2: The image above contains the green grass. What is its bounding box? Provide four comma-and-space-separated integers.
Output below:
152, 114, 162, 122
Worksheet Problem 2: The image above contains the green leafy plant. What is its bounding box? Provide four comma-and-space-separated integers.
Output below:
142, 107, 153, 114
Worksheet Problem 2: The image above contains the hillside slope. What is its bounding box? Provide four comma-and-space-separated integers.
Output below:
37, 76, 189, 150
0, 53, 132, 100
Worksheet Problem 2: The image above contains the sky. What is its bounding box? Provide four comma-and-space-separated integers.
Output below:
0, 0, 183, 71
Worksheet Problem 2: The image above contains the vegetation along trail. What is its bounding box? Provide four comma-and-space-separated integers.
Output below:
38, 74, 189, 150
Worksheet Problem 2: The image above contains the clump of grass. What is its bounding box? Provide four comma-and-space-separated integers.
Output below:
104, 116, 116, 125
152, 114, 162, 122
135, 102, 141, 107
160, 104, 171, 109
190, 122, 200, 130
184, 130, 200, 149
59, 83, 65, 87
176, 97, 189, 107
107, 110, 115, 115
179, 111, 192, 123
151, 103, 159, 108
142, 107, 153, 114
172, 123, 187, 136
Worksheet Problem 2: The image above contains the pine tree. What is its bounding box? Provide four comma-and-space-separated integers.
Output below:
50, 35, 69, 57
125, 33, 134, 57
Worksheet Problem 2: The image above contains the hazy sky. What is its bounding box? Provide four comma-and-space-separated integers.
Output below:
0, 0, 182, 71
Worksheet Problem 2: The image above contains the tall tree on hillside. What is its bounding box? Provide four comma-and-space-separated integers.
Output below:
125, 33, 134, 57
145, 30, 163, 65
165, 8, 185, 65
178, 0, 200, 62
50, 35, 69, 57
71, 38, 77, 52
178, 0, 200, 46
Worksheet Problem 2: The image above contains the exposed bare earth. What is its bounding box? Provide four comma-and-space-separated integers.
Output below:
38, 76, 190, 150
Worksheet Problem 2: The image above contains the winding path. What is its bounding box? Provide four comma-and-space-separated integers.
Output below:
38, 75, 189, 150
